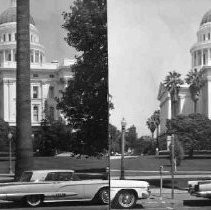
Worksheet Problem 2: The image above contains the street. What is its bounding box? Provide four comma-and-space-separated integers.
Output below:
0, 201, 108, 210
1, 189, 211, 210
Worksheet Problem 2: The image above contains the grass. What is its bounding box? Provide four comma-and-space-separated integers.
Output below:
0, 156, 108, 174
111, 155, 211, 172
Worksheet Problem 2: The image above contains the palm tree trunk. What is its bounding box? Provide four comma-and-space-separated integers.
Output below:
194, 100, 197, 114
156, 126, 159, 149
15, 0, 33, 180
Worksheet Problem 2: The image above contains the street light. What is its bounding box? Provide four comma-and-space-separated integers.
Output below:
120, 118, 126, 180
8, 132, 13, 174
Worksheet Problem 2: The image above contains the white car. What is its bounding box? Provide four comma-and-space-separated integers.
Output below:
0, 170, 150, 209
110, 179, 150, 209
188, 180, 211, 198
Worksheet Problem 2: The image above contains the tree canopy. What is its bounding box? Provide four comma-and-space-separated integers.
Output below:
57, 0, 108, 155
166, 113, 211, 156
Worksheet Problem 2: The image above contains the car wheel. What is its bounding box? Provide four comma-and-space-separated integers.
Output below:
98, 187, 109, 204
113, 190, 137, 209
25, 195, 43, 207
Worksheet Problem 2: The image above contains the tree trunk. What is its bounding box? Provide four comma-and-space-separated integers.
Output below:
156, 126, 159, 149
15, 0, 33, 180
194, 100, 197, 114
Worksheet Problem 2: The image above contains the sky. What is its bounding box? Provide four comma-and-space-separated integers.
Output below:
1, 0, 211, 136
108, 0, 211, 136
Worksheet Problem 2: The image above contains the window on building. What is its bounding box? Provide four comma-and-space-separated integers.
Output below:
5, 50, 11, 61
33, 105, 39, 122
8, 34, 11, 41
49, 106, 54, 121
49, 74, 55, 78
3, 34, 6, 42
33, 86, 39, 98
35, 51, 39, 63
49, 86, 54, 98
208, 33, 211, 40
203, 34, 206, 41
30, 50, 34, 63
40, 53, 43, 63
31, 34, 33, 42
33, 74, 38, 78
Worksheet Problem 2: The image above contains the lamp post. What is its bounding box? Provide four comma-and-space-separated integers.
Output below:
171, 134, 175, 199
8, 132, 13, 174
120, 118, 126, 180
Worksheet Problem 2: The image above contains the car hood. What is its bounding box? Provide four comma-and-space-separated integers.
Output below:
110, 180, 149, 188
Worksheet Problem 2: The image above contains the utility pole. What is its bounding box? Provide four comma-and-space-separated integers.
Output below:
120, 118, 126, 180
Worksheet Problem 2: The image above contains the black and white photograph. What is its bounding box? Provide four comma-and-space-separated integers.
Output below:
109, 0, 211, 209
1, 0, 211, 210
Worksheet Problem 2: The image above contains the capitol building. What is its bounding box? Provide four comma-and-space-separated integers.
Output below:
158, 9, 211, 147
0, 0, 73, 130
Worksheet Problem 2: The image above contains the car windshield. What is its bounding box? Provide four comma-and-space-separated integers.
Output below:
19, 172, 33, 182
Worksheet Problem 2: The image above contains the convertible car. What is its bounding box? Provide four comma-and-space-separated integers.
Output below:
188, 179, 211, 198
0, 170, 150, 209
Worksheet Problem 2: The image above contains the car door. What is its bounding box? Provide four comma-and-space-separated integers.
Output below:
56, 172, 85, 200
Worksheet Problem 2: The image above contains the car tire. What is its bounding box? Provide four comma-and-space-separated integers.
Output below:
112, 190, 137, 209
25, 195, 43, 207
98, 187, 109, 204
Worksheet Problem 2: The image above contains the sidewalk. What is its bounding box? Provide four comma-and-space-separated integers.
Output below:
140, 188, 205, 209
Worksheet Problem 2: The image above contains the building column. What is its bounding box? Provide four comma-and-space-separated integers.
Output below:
201, 49, 203, 66
3, 50, 5, 63
168, 96, 171, 119
11, 49, 13, 62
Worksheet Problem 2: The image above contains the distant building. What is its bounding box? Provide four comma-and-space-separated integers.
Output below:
158, 9, 211, 148
0, 1, 74, 131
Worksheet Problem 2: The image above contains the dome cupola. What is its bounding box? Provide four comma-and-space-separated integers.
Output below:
200, 9, 211, 26
0, 0, 35, 26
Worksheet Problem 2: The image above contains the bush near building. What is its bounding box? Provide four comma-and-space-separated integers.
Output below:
166, 113, 211, 157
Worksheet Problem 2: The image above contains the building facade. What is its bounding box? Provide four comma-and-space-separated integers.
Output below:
0, 1, 74, 129
158, 9, 211, 147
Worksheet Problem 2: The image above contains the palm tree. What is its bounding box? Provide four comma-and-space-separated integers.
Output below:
164, 71, 184, 118
152, 110, 160, 149
146, 117, 156, 140
185, 68, 205, 113
15, 0, 33, 180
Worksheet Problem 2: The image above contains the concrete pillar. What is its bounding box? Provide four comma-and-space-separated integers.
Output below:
11, 49, 13, 62
3, 50, 5, 63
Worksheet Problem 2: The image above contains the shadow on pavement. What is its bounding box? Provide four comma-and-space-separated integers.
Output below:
0, 201, 107, 209
184, 199, 211, 207
110, 204, 144, 209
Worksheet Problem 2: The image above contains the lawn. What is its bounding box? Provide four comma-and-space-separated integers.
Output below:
0, 156, 108, 174
111, 155, 211, 172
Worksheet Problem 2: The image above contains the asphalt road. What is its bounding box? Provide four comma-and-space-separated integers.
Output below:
0, 201, 109, 210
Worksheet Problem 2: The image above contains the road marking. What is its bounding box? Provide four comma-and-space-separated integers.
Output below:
166, 207, 174, 210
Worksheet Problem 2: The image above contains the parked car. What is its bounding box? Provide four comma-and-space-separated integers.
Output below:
188, 179, 211, 198
110, 179, 150, 209
0, 170, 150, 208
0, 170, 109, 207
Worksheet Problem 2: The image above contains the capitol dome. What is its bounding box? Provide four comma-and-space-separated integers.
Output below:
0, 6, 35, 26
200, 9, 211, 26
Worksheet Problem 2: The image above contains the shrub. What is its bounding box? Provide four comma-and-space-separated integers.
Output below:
169, 137, 184, 166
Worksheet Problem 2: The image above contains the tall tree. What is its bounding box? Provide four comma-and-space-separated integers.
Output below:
57, 0, 108, 155
164, 71, 184, 118
185, 68, 205, 113
15, 0, 33, 180
125, 125, 137, 151
146, 117, 156, 139
152, 110, 160, 149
